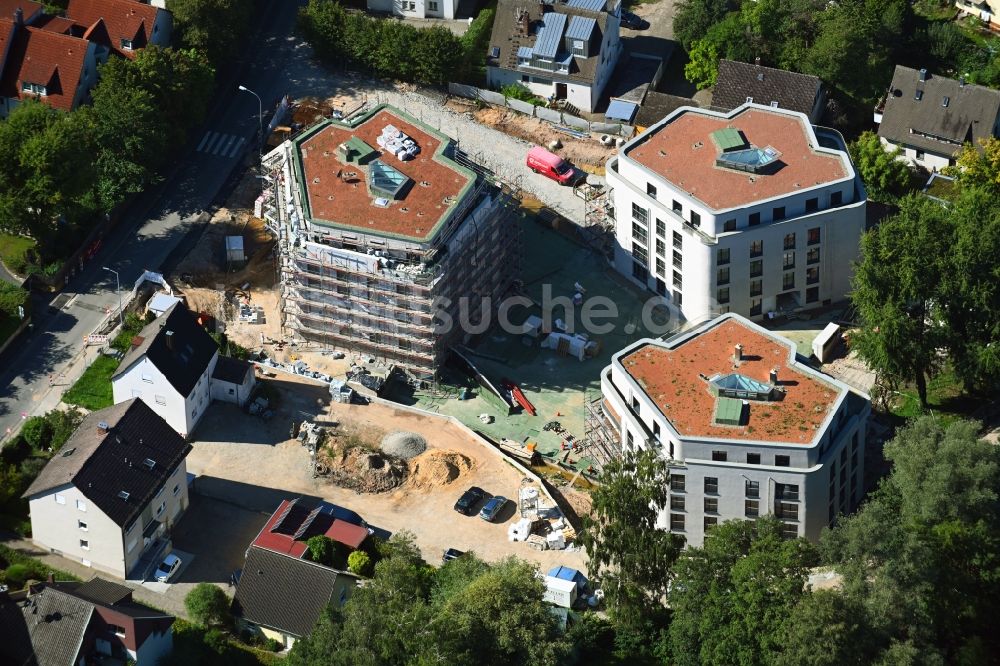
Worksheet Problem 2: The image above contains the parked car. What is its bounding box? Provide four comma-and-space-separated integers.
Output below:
526, 146, 583, 186
620, 11, 649, 30
442, 548, 465, 563
154, 553, 182, 583
479, 496, 510, 522
454, 486, 486, 515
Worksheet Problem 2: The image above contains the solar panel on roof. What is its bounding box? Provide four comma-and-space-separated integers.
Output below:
567, 0, 605, 11
293, 506, 323, 540
270, 499, 298, 534
533, 12, 567, 59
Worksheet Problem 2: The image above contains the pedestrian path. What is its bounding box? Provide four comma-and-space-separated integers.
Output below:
195, 131, 247, 158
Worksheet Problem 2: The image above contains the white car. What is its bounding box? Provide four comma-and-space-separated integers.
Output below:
154, 553, 182, 583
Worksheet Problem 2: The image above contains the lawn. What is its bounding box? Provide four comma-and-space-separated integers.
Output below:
0, 233, 36, 276
63, 354, 119, 410
890, 366, 990, 425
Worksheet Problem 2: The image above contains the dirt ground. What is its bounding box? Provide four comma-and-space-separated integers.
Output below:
186, 379, 588, 573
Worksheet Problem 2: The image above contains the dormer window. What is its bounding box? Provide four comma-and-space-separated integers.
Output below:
120, 38, 134, 50
22, 82, 46, 96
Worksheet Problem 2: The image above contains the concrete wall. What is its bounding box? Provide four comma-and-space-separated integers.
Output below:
28, 484, 126, 577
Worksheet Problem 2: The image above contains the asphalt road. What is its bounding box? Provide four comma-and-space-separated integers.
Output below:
0, 0, 305, 442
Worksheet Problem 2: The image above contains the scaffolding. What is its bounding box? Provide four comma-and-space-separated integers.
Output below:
582, 388, 621, 471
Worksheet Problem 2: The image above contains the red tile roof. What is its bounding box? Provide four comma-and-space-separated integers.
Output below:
0, 0, 42, 22
620, 317, 842, 444
625, 106, 848, 212
0, 23, 91, 112
252, 500, 368, 559
63, 0, 159, 58
32, 14, 78, 34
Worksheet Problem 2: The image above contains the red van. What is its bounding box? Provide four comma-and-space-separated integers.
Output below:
526, 146, 580, 185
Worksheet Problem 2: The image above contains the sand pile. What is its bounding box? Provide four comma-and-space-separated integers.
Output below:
407, 450, 474, 490
381, 431, 427, 460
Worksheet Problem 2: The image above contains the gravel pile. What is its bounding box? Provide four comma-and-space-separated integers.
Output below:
381, 431, 427, 460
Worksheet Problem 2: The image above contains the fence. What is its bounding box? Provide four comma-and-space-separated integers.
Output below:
448, 82, 634, 138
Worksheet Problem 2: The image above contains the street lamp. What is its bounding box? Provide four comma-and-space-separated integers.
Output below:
103, 266, 123, 328
238, 84, 263, 162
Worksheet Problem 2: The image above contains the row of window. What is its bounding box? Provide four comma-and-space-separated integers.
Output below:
669, 496, 800, 521
670, 475, 799, 502
641, 190, 840, 236
668, 513, 799, 538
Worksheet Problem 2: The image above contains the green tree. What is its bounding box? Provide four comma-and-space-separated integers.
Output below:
298, 0, 348, 62
460, 8, 496, 81
668, 517, 818, 666
0, 282, 28, 318
580, 448, 683, 658
848, 131, 916, 203
44, 407, 84, 451
850, 194, 951, 407
773, 590, 877, 666
20, 417, 53, 452
947, 137, 1000, 193
167, 0, 252, 67
346, 550, 372, 576
673, 0, 736, 50
412, 26, 463, 86
684, 39, 720, 89
0, 462, 24, 506
184, 583, 232, 627
306, 535, 336, 566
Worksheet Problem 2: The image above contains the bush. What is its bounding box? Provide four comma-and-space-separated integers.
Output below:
0, 282, 28, 318
0, 437, 31, 466
20, 417, 53, 452
184, 583, 232, 627
501, 83, 540, 103
265, 638, 283, 652
347, 550, 372, 576
3, 562, 48, 589
111, 313, 147, 352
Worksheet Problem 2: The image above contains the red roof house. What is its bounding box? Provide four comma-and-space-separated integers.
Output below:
61, 0, 172, 59
251, 499, 370, 559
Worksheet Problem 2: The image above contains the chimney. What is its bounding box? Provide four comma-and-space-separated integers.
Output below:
754, 57, 761, 66
734, 344, 743, 363
770, 368, 778, 384
165, 330, 174, 351
14, 6, 23, 25
97, 421, 110, 435
918, 68, 928, 82
959, 75, 966, 87
47, 573, 55, 584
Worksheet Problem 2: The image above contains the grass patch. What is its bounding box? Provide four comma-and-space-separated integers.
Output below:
0, 233, 37, 276
890, 366, 989, 425
63, 355, 119, 410
0, 544, 82, 589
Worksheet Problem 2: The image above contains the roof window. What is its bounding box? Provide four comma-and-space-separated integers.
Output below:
118, 491, 130, 501
142, 458, 156, 471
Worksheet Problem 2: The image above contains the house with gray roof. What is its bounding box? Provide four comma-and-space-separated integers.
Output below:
486, 0, 623, 112
22, 399, 192, 579
0, 577, 175, 666
874, 65, 1000, 170
365, 0, 460, 20
712, 60, 825, 123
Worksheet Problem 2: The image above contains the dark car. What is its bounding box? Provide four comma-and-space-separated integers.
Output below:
454, 486, 486, 515
442, 548, 465, 563
620, 10, 649, 30
479, 496, 510, 522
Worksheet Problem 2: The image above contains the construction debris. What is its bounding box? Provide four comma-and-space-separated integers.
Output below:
380, 431, 427, 459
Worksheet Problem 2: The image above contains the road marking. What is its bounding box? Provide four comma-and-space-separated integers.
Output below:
213, 134, 237, 156
196, 131, 215, 152
227, 137, 246, 158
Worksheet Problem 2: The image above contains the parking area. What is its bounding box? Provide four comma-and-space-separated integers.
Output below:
185, 381, 587, 573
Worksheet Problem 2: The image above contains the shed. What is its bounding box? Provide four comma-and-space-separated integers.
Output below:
543, 575, 578, 608
226, 236, 246, 264
211, 356, 257, 407
605, 99, 639, 124
147, 293, 182, 318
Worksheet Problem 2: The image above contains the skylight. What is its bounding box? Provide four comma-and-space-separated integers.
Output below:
369, 159, 411, 199
709, 373, 776, 401
118, 491, 130, 501
715, 146, 782, 175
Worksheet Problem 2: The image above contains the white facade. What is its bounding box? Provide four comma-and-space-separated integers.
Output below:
112, 352, 218, 438
366, 0, 458, 20
27, 461, 189, 578
879, 135, 953, 172
601, 314, 871, 548
607, 103, 866, 323
956, 0, 999, 27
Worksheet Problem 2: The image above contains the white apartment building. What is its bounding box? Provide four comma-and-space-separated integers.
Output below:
22, 399, 192, 579
366, 0, 459, 20
607, 103, 866, 323
601, 314, 870, 547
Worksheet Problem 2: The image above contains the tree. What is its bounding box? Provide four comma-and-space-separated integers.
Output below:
167, 0, 252, 67
306, 535, 336, 566
850, 194, 951, 407
673, 0, 736, 50
947, 137, 1000, 193
848, 131, 916, 203
412, 26, 463, 86
0, 282, 27, 318
579, 448, 683, 658
346, 550, 371, 576
184, 583, 232, 627
773, 590, 877, 666
0, 462, 24, 506
20, 417, 53, 452
684, 39, 720, 89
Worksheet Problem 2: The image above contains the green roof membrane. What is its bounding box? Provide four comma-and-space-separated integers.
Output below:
711, 127, 747, 152
714, 397, 746, 426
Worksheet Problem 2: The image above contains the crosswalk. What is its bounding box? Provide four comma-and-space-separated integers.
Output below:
196, 131, 247, 158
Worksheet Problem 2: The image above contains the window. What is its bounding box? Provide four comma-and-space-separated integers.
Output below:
808, 227, 821, 245
781, 523, 798, 539
655, 218, 665, 237
717, 248, 730, 265
745, 96, 754, 103
806, 267, 819, 285
626, 430, 634, 449
782, 251, 795, 270
704, 516, 718, 531
655, 238, 666, 256
670, 514, 685, 531
109, 624, 126, 637
782, 272, 795, 290
76, 500, 86, 512
191, 408, 197, 417
673, 290, 683, 306
775, 455, 790, 467
120, 38, 134, 50
750, 279, 762, 296
773, 206, 786, 221
915, 150, 925, 160
690, 211, 701, 228
670, 475, 686, 492
228, 388, 235, 395
749, 212, 761, 226
776, 502, 799, 520
154, 394, 167, 406
723, 218, 737, 232
655, 257, 666, 276
783, 232, 796, 250
830, 191, 843, 206
776, 483, 799, 501
127, 537, 138, 553
745, 500, 759, 517
55, 494, 66, 505
631, 395, 640, 410
21, 81, 47, 95
156, 501, 166, 517
173, 483, 180, 496
80, 539, 90, 550
745, 480, 760, 498
750, 240, 763, 257
673, 249, 683, 269
670, 496, 686, 511
750, 298, 762, 316
747, 453, 760, 464
805, 197, 819, 212
632, 202, 649, 224
672, 230, 683, 249
717, 266, 730, 285
704, 497, 718, 513
672, 200, 682, 214
672, 271, 682, 289
807, 247, 820, 264
750, 260, 763, 278
632, 242, 648, 263
711, 451, 727, 462
717, 287, 730, 304
704, 477, 718, 494
78, 520, 88, 531
647, 182, 657, 199
632, 221, 648, 244
141, 373, 153, 383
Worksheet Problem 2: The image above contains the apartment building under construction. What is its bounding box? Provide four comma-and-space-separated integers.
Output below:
261, 105, 522, 379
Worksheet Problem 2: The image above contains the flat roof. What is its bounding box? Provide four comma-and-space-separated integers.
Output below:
619, 317, 843, 444
294, 106, 475, 243
624, 105, 849, 212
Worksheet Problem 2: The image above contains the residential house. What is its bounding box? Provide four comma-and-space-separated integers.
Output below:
600, 313, 871, 547
366, 0, 460, 20
874, 65, 1000, 170
111, 303, 223, 438
487, 0, 622, 113
55, 0, 172, 60
210, 355, 257, 408
0, 576, 175, 665
712, 59, 825, 124
22, 399, 192, 579
607, 102, 866, 322
232, 546, 358, 649
251, 498, 371, 559
956, 0, 1000, 29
